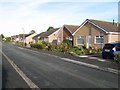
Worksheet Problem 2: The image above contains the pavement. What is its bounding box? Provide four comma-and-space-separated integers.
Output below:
25, 47, 120, 70
1, 43, 120, 88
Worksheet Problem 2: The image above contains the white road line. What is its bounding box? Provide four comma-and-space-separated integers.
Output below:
78, 55, 88, 58
1, 50, 40, 89
16, 47, 120, 74
61, 58, 99, 68
97, 59, 106, 62
60, 58, 119, 74
18, 47, 24, 49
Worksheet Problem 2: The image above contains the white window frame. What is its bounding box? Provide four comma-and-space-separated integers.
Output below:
95, 36, 104, 44
76, 36, 84, 45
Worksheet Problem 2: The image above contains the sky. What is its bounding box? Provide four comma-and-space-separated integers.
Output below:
0, 0, 119, 37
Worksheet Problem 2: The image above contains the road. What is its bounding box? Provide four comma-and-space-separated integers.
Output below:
1, 43, 119, 88
2, 54, 29, 88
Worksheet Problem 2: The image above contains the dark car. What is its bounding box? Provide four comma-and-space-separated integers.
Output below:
102, 42, 120, 59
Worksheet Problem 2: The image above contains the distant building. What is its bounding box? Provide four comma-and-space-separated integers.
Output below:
33, 28, 60, 44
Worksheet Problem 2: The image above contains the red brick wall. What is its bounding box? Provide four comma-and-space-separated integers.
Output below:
63, 27, 72, 40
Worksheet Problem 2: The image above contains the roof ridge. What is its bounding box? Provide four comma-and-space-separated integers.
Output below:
64, 24, 79, 26
89, 19, 118, 24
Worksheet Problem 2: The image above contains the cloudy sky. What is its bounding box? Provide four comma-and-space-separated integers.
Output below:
0, 0, 119, 37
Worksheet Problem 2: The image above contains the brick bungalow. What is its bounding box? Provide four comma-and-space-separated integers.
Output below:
33, 28, 60, 44
73, 19, 120, 48
57, 25, 79, 44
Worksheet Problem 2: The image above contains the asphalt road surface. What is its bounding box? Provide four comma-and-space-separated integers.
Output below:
2, 54, 29, 89
1, 43, 119, 88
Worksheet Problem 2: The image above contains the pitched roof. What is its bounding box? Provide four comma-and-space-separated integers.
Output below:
73, 19, 119, 35
64, 25, 79, 34
89, 19, 119, 32
33, 32, 46, 39
25, 33, 36, 38
41, 28, 59, 37
19, 34, 28, 38
33, 28, 59, 38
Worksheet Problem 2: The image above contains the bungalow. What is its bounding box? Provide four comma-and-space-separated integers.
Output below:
73, 19, 120, 48
33, 28, 60, 44
11, 34, 27, 42
11, 35, 18, 42
57, 24, 79, 44
23, 33, 37, 44
32, 32, 45, 43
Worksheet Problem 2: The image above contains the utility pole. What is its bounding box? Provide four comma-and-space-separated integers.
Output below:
22, 28, 25, 46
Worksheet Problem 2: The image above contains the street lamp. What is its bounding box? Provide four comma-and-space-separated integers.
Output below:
22, 28, 25, 46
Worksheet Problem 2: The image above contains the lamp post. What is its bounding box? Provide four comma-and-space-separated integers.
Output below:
22, 28, 25, 46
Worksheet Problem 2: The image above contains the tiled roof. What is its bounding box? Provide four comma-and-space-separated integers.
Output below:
33, 28, 59, 38
41, 28, 59, 37
19, 34, 28, 38
33, 32, 45, 39
64, 25, 79, 34
25, 33, 33, 37
89, 19, 119, 32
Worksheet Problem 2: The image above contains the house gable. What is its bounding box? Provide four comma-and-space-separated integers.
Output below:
73, 19, 110, 35
63, 26, 73, 39
73, 21, 108, 48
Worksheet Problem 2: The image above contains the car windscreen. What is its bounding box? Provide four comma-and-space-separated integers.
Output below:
103, 44, 115, 50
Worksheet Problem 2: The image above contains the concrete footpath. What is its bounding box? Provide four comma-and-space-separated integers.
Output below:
23, 47, 120, 71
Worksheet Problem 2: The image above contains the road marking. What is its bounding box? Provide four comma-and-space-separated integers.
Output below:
88, 56, 106, 62
18, 47, 24, 49
16, 47, 120, 74
97, 59, 106, 62
61, 58, 99, 68
1, 51, 40, 89
60, 58, 119, 74
78, 55, 88, 58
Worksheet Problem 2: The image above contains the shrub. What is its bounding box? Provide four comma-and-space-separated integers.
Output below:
47, 43, 56, 51
114, 52, 120, 63
61, 43, 69, 52
15, 42, 24, 46
63, 39, 72, 49
38, 40, 42, 45
42, 41, 49, 46
30, 44, 44, 49
93, 48, 102, 54
69, 47, 83, 55
82, 44, 87, 49
55, 44, 63, 52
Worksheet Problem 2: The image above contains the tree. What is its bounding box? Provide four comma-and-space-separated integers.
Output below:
29, 30, 36, 34
5, 37, 11, 42
47, 26, 54, 31
1, 34, 4, 39
0, 34, 5, 41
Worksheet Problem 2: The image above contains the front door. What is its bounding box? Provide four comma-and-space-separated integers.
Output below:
86, 36, 92, 48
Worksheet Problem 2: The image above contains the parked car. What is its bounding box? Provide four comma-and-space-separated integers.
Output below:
102, 42, 120, 59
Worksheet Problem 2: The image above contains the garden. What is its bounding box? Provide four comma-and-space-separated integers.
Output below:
30, 39, 102, 55
13, 39, 120, 63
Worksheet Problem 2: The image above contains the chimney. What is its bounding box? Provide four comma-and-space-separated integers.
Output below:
113, 19, 114, 25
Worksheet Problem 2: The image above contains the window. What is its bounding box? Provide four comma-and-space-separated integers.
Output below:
76, 36, 84, 45
95, 36, 103, 44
